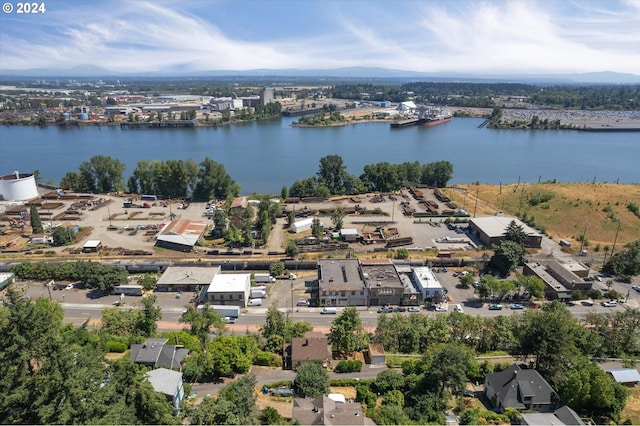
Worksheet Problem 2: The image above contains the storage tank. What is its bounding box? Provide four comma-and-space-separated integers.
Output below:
0, 171, 38, 201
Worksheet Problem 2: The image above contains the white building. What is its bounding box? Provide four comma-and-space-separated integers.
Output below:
411, 267, 444, 300
205, 273, 251, 307
0, 172, 38, 201
291, 217, 314, 233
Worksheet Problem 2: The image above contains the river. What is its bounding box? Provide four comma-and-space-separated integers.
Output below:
0, 117, 637, 194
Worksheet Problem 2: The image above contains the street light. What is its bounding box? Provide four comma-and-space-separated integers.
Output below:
290, 276, 295, 316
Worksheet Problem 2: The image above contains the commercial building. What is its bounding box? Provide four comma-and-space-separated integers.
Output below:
411, 266, 444, 301
0, 171, 38, 201
468, 216, 543, 248
361, 259, 405, 306
204, 272, 251, 307
523, 260, 592, 300
318, 259, 367, 306
156, 266, 219, 292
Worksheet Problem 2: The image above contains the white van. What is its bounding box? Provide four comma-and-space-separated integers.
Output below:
248, 298, 263, 306
454, 304, 464, 313
320, 307, 337, 315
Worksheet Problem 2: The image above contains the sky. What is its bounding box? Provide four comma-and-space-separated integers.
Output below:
1, 0, 639, 76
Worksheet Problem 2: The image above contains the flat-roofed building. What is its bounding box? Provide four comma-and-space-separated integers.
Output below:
411, 266, 444, 301
205, 273, 251, 307
318, 259, 366, 306
361, 259, 404, 306
469, 216, 542, 248
156, 266, 219, 292
523, 260, 592, 300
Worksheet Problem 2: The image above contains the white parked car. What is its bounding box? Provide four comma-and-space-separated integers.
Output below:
601, 300, 618, 307
408, 306, 421, 312
435, 304, 448, 312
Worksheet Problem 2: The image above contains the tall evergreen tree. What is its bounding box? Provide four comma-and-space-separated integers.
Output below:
29, 205, 43, 234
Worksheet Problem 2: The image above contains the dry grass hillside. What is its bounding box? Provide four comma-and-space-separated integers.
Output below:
450, 183, 640, 249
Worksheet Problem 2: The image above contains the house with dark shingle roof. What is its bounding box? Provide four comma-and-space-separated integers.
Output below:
519, 405, 585, 425
284, 332, 332, 371
130, 338, 189, 370
484, 364, 560, 413
292, 395, 374, 426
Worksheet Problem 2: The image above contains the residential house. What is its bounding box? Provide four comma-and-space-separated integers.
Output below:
285, 332, 332, 371
292, 395, 374, 425
519, 405, 585, 425
484, 364, 560, 413
130, 338, 189, 369
318, 259, 367, 306
145, 368, 185, 415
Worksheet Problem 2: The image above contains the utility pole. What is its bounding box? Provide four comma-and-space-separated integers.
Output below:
473, 187, 479, 218
610, 221, 621, 257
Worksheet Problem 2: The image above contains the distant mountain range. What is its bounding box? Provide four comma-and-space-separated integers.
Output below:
1, 65, 639, 84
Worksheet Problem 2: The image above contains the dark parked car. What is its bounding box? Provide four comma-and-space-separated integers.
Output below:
393, 307, 407, 312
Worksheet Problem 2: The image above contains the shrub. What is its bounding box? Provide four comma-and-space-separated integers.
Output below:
105, 341, 127, 353
254, 350, 282, 367
334, 360, 363, 373
330, 378, 374, 387
587, 289, 603, 299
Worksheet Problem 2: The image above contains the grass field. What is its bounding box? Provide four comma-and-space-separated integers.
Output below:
451, 183, 640, 250
621, 387, 640, 424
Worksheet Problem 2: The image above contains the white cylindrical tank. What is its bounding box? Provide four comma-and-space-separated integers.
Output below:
0, 172, 38, 201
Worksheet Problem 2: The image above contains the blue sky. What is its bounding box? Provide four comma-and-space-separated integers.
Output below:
1, 0, 639, 75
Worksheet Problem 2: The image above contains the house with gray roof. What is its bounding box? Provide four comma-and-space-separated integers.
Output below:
519, 405, 584, 425
484, 364, 560, 413
292, 395, 374, 425
130, 338, 189, 370
145, 368, 185, 414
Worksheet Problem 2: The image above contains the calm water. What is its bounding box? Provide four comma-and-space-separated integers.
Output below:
0, 117, 638, 194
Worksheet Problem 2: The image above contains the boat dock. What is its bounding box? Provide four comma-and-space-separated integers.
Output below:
120, 120, 197, 129
390, 118, 420, 128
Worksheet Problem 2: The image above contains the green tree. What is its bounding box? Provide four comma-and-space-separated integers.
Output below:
217, 375, 258, 423
285, 241, 299, 258
29, 205, 43, 234
604, 240, 640, 278
331, 206, 345, 231
311, 218, 323, 239
136, 295, 162, 338
559, 358, 629, 421
514, 301, 580, 384
375, 369, 406, 393
179, 304, 226, 344
489, 240, 525, 275
280, 186, 289, 199
269, 262, 285, 277
328, 307, 368, 355
52, 225, 75, 246
294, 362, 329, 397
259, 406, 285, 425
515, 274, 545, 298
78, 155, 126, 193
192, 156, 240, 202
317, 155, 349, 195
504, 220, 528, 246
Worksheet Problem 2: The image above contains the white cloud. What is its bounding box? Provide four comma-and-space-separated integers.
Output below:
0, 0, 638, 74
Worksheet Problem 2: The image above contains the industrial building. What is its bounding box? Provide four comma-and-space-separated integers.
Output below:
468, 216, 543, 248
155, 219, 207, 252
0, 171, 38, 201
291, 217, 314, 233
317, 259, 367, 307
